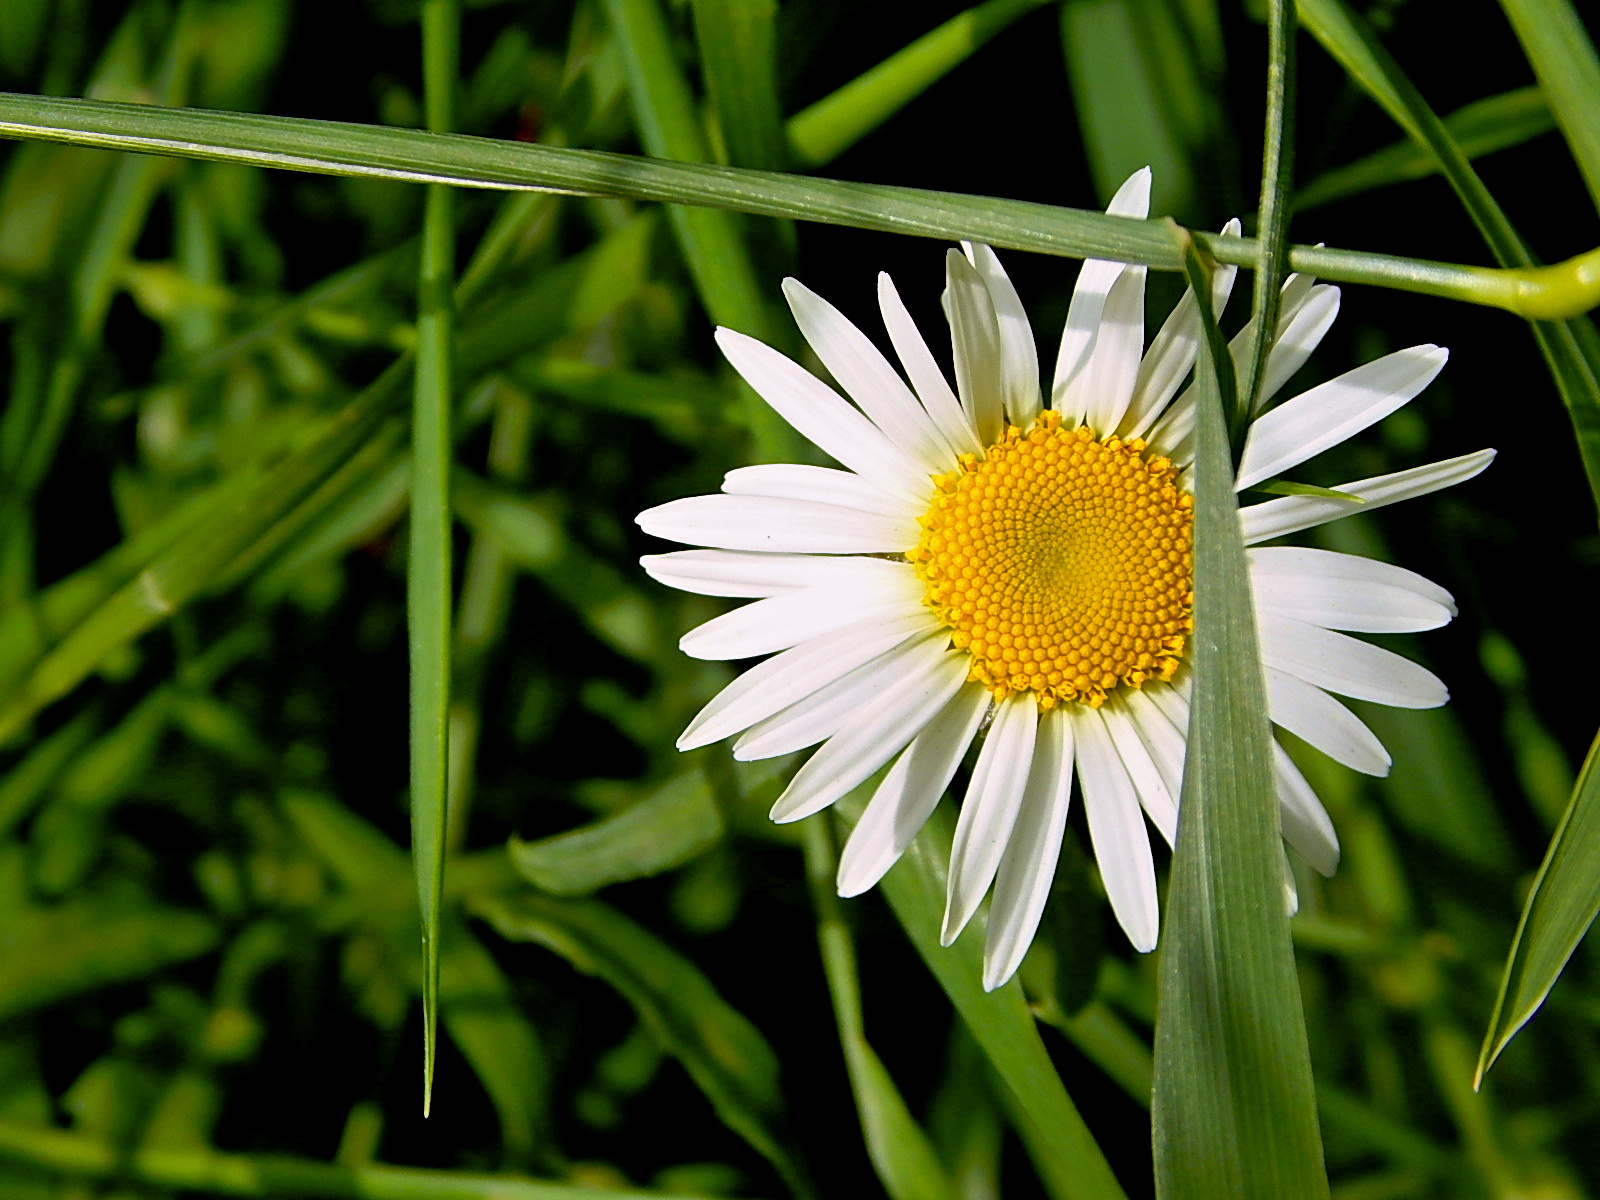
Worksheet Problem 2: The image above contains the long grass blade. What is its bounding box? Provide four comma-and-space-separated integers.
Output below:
1497, 0, 1600, 211
1476, 731, 1600, 1085
1151, 230, 1328, 1200
411, 0, 459, 1116
0, 92, 1594, 317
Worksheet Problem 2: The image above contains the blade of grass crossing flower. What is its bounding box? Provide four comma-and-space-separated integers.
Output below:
1497, 0, 1600, 211
787, 0, 1051, 168
1298, 0, 1600, 510
5, 93, 1596, 317
1151, 231, 1328, 1200
802, 820, 957, 1200
1477, 729, 1600, 1084
1236, 0, 1296, 423
411, 0, 458, 1117
859, 800, 1128, 1200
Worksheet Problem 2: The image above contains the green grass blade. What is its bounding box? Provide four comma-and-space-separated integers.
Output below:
690, 0, 785, 170
787, 0, 1050, 168
863, 803, 1128, 1200
411, 0, 459, 1117
473, 890, 814, 1199
0, 92, 1593, 316
802, 820, 957, 1200
1150, 232, 1328, 1200
1297, 87, 1554, 209
1476, 729, 1600, 1084
1497, 0, 1600, 211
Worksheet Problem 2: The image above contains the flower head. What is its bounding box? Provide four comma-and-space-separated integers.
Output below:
637, 169, 1493, 990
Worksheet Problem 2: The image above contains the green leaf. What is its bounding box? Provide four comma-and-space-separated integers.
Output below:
1248, 479, 1364, 501
509, 768, 724, 895
410, 0, 461, 1118
0, 92, 1592, 315
1298, 87, 1554, 209
1151, 231, 1327, 1200
474, 890, 812, 1199
691, 0, 785, 171
1476, 728, 1600, 1085
802, 820, 956, 1200
859, 801, 1128, 1200
788, 0, 1051, 169
1497, 0, 1600, 211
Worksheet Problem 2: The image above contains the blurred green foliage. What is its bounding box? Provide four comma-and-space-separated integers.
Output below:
0, 1, 1596, 1198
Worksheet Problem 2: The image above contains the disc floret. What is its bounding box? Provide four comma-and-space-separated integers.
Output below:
909, 410, 1194, 709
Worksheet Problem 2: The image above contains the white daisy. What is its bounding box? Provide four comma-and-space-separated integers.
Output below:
636, 169, 1494, 991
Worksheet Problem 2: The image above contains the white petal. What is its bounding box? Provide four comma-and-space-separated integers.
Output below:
837, 685, 990, 897
782, 279, 951, 474
638, 494, 919, 554
1123, 218, 1241, 440
680, 572, 921, 660
1052, 168, 1151, 424
1273, 743, 1340, 875
941, 696, 1038, 945
733, 628, 947, 759
943, 250, 1006, 445
1239, 449, 1496, 544
715, 328, 930, 502
722, 464, 914, 518
678, 609, 938, 750
1255, 285, 1340, 411
1074, 705, 1159, 952
1250, 548, 1454, 633
1079, 263, 1147, 436
1258, 613, 1448, 709
1103, 694, 1180, 845
983, 709, 1075, 990
1235, 345, 1448, 490
769, 646, 969, 823
1264, 666, 1391, 776
643, 548, 907, 598
962, 242, 1042, 427
878, 272, 980, 457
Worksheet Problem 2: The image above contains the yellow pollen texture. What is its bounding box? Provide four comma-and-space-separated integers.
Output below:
909, 410, 1194, 709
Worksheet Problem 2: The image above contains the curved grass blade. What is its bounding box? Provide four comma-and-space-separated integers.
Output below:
1497, 0, 1600, 211
410, 0, 459, 1119
801, 820, 956, 1200
788, 0, 1051, 168
1476, 729, 1600, 1085
473, 890, 814, 1199
1150, 230, 1328, 1200
0, 92, 1594, 317
1297, 87, 1554, 210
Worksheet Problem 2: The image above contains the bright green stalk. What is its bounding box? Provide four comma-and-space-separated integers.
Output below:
0, 93, 1592, 318
1236, 0, 1296, 426
411, 0, 458, 1117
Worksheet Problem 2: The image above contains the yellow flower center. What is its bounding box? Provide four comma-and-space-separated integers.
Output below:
909, 410, 1194, 709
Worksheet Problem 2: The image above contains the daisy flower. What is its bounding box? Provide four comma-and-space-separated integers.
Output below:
636, 169, 1493, 990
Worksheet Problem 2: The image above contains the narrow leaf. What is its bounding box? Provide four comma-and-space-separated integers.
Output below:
411, 0, 459, 1116
1476, 728, 1600, 1084
1151, 231, 1328, 1200
1497, 0, 1600, 211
